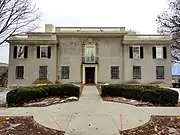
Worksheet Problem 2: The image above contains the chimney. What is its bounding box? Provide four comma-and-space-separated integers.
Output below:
45, 24, 54, 32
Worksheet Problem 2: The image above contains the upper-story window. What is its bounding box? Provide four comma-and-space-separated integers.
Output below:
152, 46, 167, 59
13, 45, 28, 59
37, 46, 51, 59
129, 46, 144, 59
85, 45, 96, 63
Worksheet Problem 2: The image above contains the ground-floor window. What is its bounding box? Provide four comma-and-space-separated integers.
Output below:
156, 66, 164, 79
111, 66, 119, 79
61, 66, 70, 79
39, 66, 47, 79
133, 66, 141, 79
15, 66, 24, 79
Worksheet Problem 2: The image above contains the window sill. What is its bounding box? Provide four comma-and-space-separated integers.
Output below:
156, 78, 165, 80
14, 58, 27, 59
39, 57, 49, 59
131, 58, 143, 60
133, 78, 141, 80
39, 78, 48, 80
15, 78, 24, 79
111, 78, 120, 79
155, 58, 164, 60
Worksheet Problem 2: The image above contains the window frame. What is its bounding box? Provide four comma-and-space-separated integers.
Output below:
85, 45, 96, 63
156, 66, 164, 79
155, 46, 163, 59
15, 66, 24, 79
61, 66, 70, 79
16, 45, 25, 59
133, 46, 141, 59
40, 45, 48, 58
39, 66, 48, 79
133, 66, 141, 79
111, 66, 119, 79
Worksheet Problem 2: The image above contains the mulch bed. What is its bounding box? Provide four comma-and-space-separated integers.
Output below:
23, 96, 79, 107
103, 97, 180, 107
0, 116, 64, 135
120, 116, 180, 135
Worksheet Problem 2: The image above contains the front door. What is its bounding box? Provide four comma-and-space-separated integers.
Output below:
85, 67, 95, 84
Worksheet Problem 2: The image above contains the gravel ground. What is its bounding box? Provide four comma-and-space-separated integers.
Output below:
0, 116, 64, 135
120, 116, 180, 135
103, 96, 180, 107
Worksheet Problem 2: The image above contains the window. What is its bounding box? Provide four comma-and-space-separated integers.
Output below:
39, 66, 47, 79
37, 46, 51, 59
156, 66, 164, 79
156, 47, 163, 59
152, 46, 167, 59
129, 46, 144, 59
13, 46, 28, 59
133, 46, 140, 59
85, 45, 96, 63
133, 66, 141, 79
41, 47, 48, 58
111, 66, 119, 79
61, 66, 70, 79
15, 66, 24, 79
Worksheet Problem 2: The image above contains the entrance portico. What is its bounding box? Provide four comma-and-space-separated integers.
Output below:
82, 64, 97, 84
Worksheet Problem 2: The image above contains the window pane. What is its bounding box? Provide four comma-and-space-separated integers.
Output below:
156, 66, 164, 79
41, 47, 48, 58
111, 66, 119, 79
39, 66, 47, 79
85, 46, 95, 63
17, 46, 25, 58
16, 66, 24, 79
61, 66, 70, 79
133, 66, 141, 79
133, 47, 140, 59
156, 47, 163, 58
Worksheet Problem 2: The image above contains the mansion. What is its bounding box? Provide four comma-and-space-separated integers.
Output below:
7, 24, 172, 87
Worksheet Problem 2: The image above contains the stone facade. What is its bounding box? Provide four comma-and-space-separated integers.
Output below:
7, 25, 172, 87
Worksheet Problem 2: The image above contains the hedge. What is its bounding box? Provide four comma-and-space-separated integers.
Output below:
6, 84, 80, 107
101, 84, 179, 106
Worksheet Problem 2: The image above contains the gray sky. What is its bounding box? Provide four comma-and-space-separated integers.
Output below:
0, 0, 168, 63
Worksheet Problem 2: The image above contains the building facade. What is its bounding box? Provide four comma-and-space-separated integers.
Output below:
7, 24, 172, 87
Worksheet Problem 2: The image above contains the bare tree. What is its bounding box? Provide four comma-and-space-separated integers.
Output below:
0, 0, 41, 45
156, 0, 180, 62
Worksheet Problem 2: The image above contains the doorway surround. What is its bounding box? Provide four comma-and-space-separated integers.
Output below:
82, 64, 97, 84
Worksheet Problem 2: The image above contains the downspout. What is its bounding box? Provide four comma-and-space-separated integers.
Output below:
56, 37, 60, 84
121, 37, 125, 83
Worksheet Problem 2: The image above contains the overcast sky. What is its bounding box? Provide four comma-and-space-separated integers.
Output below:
0, 0, 168, 63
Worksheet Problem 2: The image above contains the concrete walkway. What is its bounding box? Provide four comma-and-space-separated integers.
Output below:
0, 86, 180, 135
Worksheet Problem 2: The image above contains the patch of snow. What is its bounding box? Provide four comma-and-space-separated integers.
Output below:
0, 91, 9, 105
129, 100, 137, 103
72, 84, 80, 87
60, 100, 65, 103
67, 97, 78, 100
104, 83, 109, 85
168, 127, 177, 134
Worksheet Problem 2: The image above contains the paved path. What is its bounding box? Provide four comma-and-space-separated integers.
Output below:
0, 86, 180, 135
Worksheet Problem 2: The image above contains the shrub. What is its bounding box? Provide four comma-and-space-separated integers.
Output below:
101, 84, 179, 106
124, 80, 141, 84
6, 84, 80, 107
